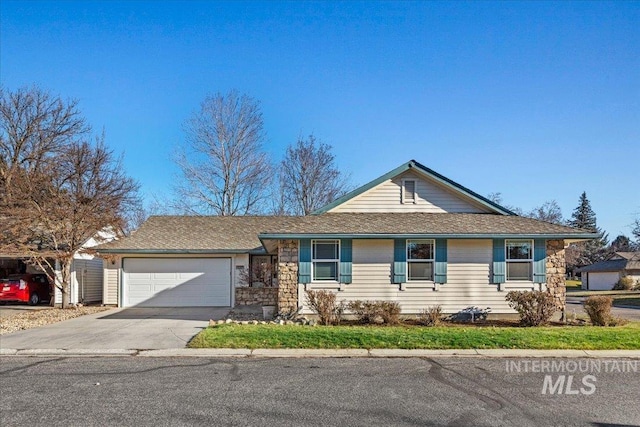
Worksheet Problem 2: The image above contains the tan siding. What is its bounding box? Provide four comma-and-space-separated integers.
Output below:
300, 239, 515, 314
103, 260, 120, 305
330, 171, 491, 213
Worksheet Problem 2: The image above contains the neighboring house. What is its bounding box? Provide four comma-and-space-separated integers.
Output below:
578, 252, 640, 291
0, 230, 114, 305
97, 160, 597, 314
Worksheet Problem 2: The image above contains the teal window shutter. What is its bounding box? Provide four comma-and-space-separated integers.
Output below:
339, 239, 352, 284
492, 239, 505, 284
434, 239, 447, 284
533, 239, 547, 283
392, 239, 406, 284
299, 239, 311, 284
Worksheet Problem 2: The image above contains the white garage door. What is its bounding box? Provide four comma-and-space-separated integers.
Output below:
587, 272, 620, 291
123, 258, 231, 307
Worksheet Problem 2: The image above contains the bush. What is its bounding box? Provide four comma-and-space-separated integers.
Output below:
347, 300, 401, 325
348, 301, 381, 324
305, 290, 344, 326
613, 276, 635, 290
584, 296, 613, 326
378, 301, 401, 325
505, 290, 558, 327
419, 305, 443, 326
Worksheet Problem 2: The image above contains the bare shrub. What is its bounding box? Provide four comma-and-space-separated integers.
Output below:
378, 301, 401, 325
505, 291, 558, 327
347, 301, 380, 324
305, 290, 344, 326
347, 300, 401, 325
584, 296, 613, 326
420, 305, 443, 326
612, 276, 635, 291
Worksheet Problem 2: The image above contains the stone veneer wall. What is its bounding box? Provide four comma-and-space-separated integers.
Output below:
235, 287, 278, 306
546, 239, 566, 311
277, 239, 299, 315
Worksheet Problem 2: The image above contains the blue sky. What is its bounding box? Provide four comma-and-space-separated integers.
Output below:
1, 1, 638, 237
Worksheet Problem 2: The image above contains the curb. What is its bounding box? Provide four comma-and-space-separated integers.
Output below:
6, 349, 138, 357
1, 348, 640, 358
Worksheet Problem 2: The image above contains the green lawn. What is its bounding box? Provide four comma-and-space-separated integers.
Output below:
613, 297, 640, 308
569, 290, 640, 297
566, 280, 582, 290
188, 323, 640, 350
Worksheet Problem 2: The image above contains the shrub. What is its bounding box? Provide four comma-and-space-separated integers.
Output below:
613, 276, 635, 290
584, 296, 614, 326
347, 300, 381, 324
505, 290, 558, 327
347, 300, 401, 324
419, 305, 443, 326
305, 290, 344, 326
378, 301, 401, 325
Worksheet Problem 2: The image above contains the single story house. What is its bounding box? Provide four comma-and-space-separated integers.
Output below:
97, 160, 597, 315
578, 252, 640, 290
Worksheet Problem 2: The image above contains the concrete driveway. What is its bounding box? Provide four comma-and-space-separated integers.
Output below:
0, 307, 230, 350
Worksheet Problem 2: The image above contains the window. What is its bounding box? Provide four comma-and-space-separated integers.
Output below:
407, 239, 434, 281
402, 179, 416, 204
506, 239, 533, 281
312, 240, 339, 281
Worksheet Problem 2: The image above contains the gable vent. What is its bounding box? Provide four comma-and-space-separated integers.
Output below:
402, 179, 416, 204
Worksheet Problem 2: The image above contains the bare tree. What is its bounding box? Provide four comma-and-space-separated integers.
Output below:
278, 134, 351, 215
5, 137, 139, 307
1, 87, 139, 307
486, 192, 523, 215
526, 200, 564, 224
175, 91, 272, 215
0, 86, 89, 199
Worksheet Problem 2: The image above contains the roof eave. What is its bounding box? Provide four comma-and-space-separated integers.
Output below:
259, 233, 600, 240
96, 248, 260, 255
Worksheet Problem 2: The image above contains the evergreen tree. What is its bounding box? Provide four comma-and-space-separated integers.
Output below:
568, 192, 597, 231
632, 218, 640, 249
567, 192, 609, 270
610, 235, 633, 252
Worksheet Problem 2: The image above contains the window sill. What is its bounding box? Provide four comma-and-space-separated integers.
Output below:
304, 282, 342, 291
401, 281, 437, 291
499, 281, 546, 291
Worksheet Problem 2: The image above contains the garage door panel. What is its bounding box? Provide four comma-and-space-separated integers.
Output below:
588, 272, 619, 291
123, 258, 231, 307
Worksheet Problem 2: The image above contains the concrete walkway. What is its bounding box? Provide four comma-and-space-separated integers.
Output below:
0, 307, 230, 350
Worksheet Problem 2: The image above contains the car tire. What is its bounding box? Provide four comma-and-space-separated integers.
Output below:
28, 293, 40, 306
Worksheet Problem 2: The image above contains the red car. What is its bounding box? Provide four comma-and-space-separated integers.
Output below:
0, 274, 52, 305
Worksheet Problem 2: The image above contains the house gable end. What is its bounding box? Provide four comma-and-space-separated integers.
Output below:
316, 160, 513, 215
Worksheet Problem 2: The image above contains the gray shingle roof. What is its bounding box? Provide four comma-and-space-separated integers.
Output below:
578, 252, 640, 273
97, 216, 297, 253
259, 213, 595, 236
98, 213, 597, 253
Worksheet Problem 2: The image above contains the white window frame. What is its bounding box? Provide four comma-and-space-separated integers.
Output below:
401, 179, 416, 204
505, 239, 533, 282
311, 239, 340, 282
407, 239, 435, 282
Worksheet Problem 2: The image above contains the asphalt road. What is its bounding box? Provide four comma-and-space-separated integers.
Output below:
1, 357, 638, 427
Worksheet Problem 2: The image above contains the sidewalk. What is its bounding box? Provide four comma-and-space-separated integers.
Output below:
1, 347, 639, 358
